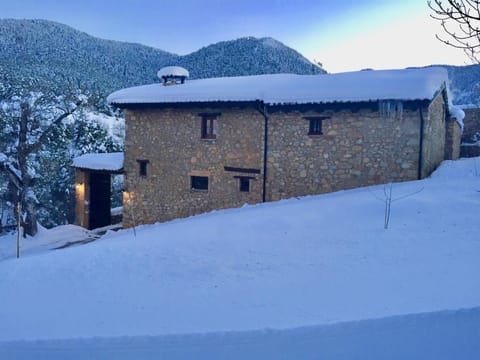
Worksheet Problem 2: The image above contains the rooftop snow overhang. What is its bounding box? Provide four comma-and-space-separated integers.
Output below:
72, 152, 124, 174
107, 67, 449, 109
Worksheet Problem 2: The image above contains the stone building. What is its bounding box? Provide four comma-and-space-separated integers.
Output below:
460, 107, 480, 157
87, 67, 462, 228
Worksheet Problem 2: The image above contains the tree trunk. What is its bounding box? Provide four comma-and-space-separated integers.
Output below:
2, 96, 82, 237
17, 102, 38, 237
23, 197, 38, 237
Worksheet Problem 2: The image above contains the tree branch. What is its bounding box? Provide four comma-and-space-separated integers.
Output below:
429, 0, 480, 63
25, 100, 82, 155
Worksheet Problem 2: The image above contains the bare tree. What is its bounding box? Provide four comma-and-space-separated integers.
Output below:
428, 0, 480, 63
370, 183, 424, 229
0, 89, 84, 236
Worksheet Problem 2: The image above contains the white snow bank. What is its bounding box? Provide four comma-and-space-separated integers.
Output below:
108, 67, 449, 106
0, 225, 96, 261
72, 152, 123, 171
111, 206, 123, 216
0, 157, 479, 358
1, 307, 479, 360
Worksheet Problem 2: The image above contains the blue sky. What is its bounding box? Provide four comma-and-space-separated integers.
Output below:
1, 0, 469, 72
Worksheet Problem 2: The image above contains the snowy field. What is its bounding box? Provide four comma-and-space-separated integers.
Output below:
1, 157, 480, 359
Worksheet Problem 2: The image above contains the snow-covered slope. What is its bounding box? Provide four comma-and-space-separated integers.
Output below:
0, 157, 480, 359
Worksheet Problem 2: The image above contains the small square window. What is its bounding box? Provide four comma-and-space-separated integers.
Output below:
137, 159, 149, 177
304, 116, 328, 135
191, 176, 208, 191
239, 177, 250, 192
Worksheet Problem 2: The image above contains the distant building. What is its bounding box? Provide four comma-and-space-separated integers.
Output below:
75, 67, 463, 229
460, 107, 480, 157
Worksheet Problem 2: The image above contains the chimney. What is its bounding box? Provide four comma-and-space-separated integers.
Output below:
157, 66, 189, 86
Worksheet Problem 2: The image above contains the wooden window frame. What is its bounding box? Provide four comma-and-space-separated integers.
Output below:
199, 113, 220, 139
234, 176, 254, 192
304, 116, 328, 135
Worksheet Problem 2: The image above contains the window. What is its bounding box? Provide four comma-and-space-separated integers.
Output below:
308, 118, 323, 135
191, 176, 208, 191
239, 177, 250, 192
304, 116, 328, 135
137, 159, 149, 177
234, 176, 254, 192
200, 113, 220, 139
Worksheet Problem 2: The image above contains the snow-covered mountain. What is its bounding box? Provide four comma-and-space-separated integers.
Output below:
0, 19, 323, 98
445, 64, 480, 106
178, 36, 322, 79
2, 19, 479, 105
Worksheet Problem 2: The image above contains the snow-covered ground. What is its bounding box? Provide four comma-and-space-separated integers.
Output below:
1, 157, 480, 359
0, 224, 96, 261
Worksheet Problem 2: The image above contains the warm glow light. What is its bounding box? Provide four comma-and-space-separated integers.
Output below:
123, 191, 133, 204
75, 183, 85, 197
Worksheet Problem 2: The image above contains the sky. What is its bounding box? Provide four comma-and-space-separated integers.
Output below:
0, 0, 471, 73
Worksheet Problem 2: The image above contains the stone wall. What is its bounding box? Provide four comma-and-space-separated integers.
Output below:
460, 108, 480, 157
123, 93, 448, 226
444, 119, 461, 160
461, 108, 480, 143
123, 107, 265, 226
266, 107, 421, 201
421, 91, 447, 177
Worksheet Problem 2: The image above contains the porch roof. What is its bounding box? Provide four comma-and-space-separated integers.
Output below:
73, 152, 124, 173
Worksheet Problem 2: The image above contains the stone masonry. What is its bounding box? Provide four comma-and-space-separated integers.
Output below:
421, 90, 447, 177
460, 108, 480, 158
267, 108, 420, 200
122, 90, 452, 227
123, 107, 264, 226
444, 119, 461, 160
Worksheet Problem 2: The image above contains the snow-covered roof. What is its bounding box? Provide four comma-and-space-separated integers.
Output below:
108, 67, 449, 106
157, 66, 189, 79
449, 106, 465, 130
72, 152, 124, 172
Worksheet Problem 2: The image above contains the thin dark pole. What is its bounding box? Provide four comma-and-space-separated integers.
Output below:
17, 202, 21, 258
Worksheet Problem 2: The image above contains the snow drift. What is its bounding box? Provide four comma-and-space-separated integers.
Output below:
1, 157, 479, 359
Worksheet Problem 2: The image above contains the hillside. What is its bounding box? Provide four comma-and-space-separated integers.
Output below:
179, 37, 320, 79
445, 64, 480, 106
2, 19, 479, 105
0, 157, 479, 358
0, 19, 176, 95
0, 19, 323, 97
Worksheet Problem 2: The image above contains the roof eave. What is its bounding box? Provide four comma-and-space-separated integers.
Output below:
111, 99, 432, 112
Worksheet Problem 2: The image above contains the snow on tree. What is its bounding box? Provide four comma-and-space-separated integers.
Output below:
0, 84, 86, 236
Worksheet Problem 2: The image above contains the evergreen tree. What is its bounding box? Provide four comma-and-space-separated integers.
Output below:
0, 83, 84, 236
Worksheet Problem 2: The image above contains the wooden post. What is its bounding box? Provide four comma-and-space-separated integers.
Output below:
17, 201, 21, 258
